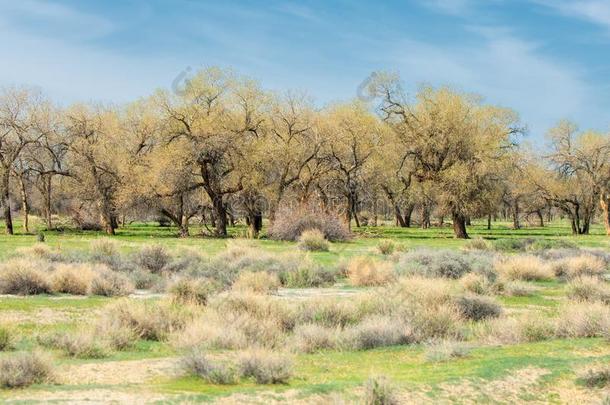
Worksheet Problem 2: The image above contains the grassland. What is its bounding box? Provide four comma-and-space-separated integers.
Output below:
0, 219, 608, 404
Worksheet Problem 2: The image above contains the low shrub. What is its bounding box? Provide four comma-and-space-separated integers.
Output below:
296, 297, 361, 328
377, 240, 397, 255
40, 331, 109, 359
566, 276, 610, 303
578, 365, 610, 388
347, 257, 395, 287
297, 229, 330, 252
463, 238, 492, 251
90, 238, 120, 258
15, 243, 56, 260
396, 249, 493, 279
90, 267, 134, 297
136, 244, 170, 273
409, 304, 463, 342
526, 239, 578, 251
279, 263, 336, 288
425, 341, 471, 362
364, 375, 399, 405
268, 204, 350, 241
0, 325, 15, 351
454, 295, 502, 321
459, 273, 489, 295
550, 255, 606, 279
169, 278, 214, 305
492, 238, 532, 252
180, 350, 239, 385
232, 271, 280, 294
502, 281, 537, 297
292, 323, 340, 353
0, 352, 54, 388
478, 314, 554, 344
555, 302, 610, 338
390, 276, 455, 308
0, 259, 51, 295
495, 255, 553, 281
238, 349, 293, 384
50, 264, 94, 295
344, 316, 411, 350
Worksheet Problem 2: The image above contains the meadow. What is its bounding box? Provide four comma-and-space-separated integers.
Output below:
0, 220, 608, 404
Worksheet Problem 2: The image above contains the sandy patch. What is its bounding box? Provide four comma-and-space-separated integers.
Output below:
60, 358, 177, 385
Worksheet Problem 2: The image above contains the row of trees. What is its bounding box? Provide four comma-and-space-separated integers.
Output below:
1, 68, 608, 238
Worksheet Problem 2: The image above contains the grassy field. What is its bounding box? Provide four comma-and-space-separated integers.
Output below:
0, 220, 608, 404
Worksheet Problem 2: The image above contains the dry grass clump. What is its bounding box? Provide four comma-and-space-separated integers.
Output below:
232, 271, 280, 294
15, 243, 56, 260
409, 304, 463, 342
555, 302, 610, 338
463, 238, 492, 251
50, 263, 95, 295
566, 276, 610, 303
292, 323, 340, 353
425, 340, 471, 362
364, 375, 399, 405
39, 331, 109, 358
377, 240, 397, 255
347, 257, 396, 287
180, 350, 239, 385
0, 325, 15, 351
476, 314, 555, 344
459, 273, 489, 295
136, 244, 170, 273
90, 238, 120, 258
396, 249, 494, 279
0, 259, 51, 295
297, 229, 330, 252
296, 297, 362, 328
343, 316, 412, 350
90, 267, 134, 297
551, 255, 607, 279
0, 352, 54, 388
495, 255, 553, 281
268, 204, 350, 241
169, 278, 214, 305
238, 349, 293, 384
454, 295, 503, 321
501, 281, 537, 297
391, 276, 455, 308
279, 262, 337, 288
99, 299, 194, 341
578, 365, 610, 388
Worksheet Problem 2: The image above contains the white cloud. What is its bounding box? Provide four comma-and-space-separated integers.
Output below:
421, 0, 474, 15
533, 0, 610, 30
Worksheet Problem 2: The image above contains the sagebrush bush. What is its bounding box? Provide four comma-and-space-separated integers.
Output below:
232, 271, 280, 294
463, 238, 492, 251
555, 302, 610, 338
578, 365, 610, 388
136, 244, 170, 273
0, 352, 54, 388
39, 331, 109, 358
292, 323, 340, 353
425, 341, 471, 362
491, 238, 532, 252
90, 238, 120, 258
454, 295, 502, 321
459, 273, 489, 295
495, 255, 553, 281
0, 325, 15, 351
502, 281, 537, 297
99, 299, 194, 341
396, 249, 493, 279
297, 229, 330, 252
377, 240, 397, 255
15, 243, 56, 260
296, 297, 361, 328
268, 204, 350, 241
238, 349, 293, 384
169, 278, 214, 305
50, 263, 94, 295
180, 350, 239, 385
478, 314, 554, 344
566, 276, 610, 303
550, 255, 606, 279
344, 316, 411, 350
0, 259, 51, 295
391, 276, 455, 308
347, 257, 395, 287
364, 375, 399, 405
279, 262, 336, 288
90, 267, 134, 297
409, 304, 463, 342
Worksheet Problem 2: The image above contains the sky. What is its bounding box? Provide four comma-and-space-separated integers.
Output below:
1, 0, 609, 140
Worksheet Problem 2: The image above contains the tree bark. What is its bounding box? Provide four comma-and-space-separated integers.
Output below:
1, 171, 13, 235
600, 194, 610, 236
487, 214, 492, 230
18, 176, 29, 233
512, 200, 520, 229
536, 210, 544, 227
404, 204, 414, 228
452, 211, 469, 239
213, 197, 228, 237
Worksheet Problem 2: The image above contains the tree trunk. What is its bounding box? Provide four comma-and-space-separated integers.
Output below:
487, 214, 492, 230
404, 204, 414, 228
536, 210, 544, 227
213, 197, 228, 237
452, 211, 469, 239
179, 214, 189, 237
1, 172, 13, 235
247, 211, 263, 238
600, 194, 610, 236
394, 205, 406, 227
512, 200, 520, 229
43, 175, 52, 229
18, 176, 29, 233
421, 204, 430, 229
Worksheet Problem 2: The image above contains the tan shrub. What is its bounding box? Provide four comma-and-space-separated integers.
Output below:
410, 304, 463, 342
364, 375, 399, 405
556, 302, 610, 338
50, 263, 95, 295
495, 255, 553, 281
0, 259, 51, 295
292, 323, 340, 353
566, 276, 610, 303
232, 271, 281, 294
39, 331, 109, 358
296, 297, 362, 327
348, 257, 395, 287
136, 244, 170, 273
297, 229, 330, 252
238, 349, 293, 384
551, 255, 606, 279
377, 240, 397, 255
90, 266, 134, 297
90, 238, 120, 257
169, 278, 214, 305
463, 238, 492, 251
0, 352, 54, 388
477, 314, 555, 345
180, 349, 239, 385
425, 340, 471, 362
15, 243, 55, 259
391, 276, 455, 307
459, 273, 488, 295
343, 316, 412, 350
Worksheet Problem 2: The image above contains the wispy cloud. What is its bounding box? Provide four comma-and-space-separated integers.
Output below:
421, 0, 474, 16
533, 0, 610, 30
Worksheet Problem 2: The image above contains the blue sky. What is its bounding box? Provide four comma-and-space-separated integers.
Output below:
1, 0, 609, 139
